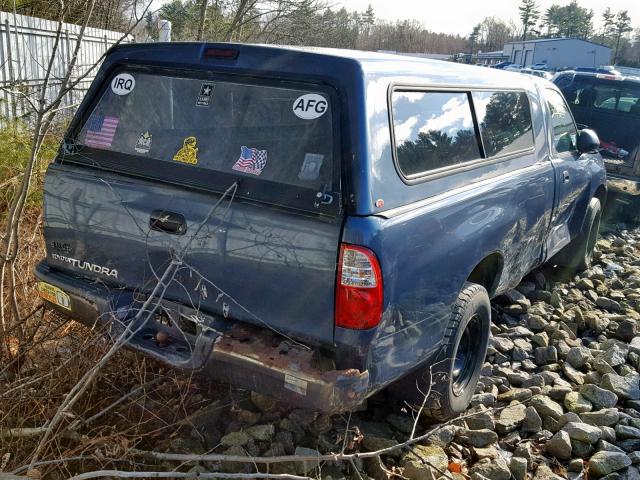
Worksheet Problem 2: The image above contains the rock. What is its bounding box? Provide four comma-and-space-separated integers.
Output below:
245, 424, 275, 441
497, 388, 532, 403
581, 384, 619, 409
615, 424, 640, 440
492, 336, 515, 353
220, 431, 251, 447
535, 346, 558, 365
250, 391, 278, 412
564, 363, 586, 385
588, 451, 632, 478
581, 409, 620, 427
547, 430, 572, 460
529, 315, 549, 331
565, 391, 593, 413
401, 445, 448, 480
386, 413, 414, 434
572, 439, 595, 458
523, 405, 543, 433
596, 297, 624, 313
616, 319, 638, 342
567, 346, 593, 369
220, 445, 248, 473
558, 411, 581, 429
495, 403, 527, 434
293, 447, 321, 475
469, 456, 510, 480
511, 457, 528, 480
577, 278, 595, 290
456, 428, 498, 448
630, 337, 640, 356
599, 344, 628, 367
601, 373, 640, 400
533, 332, 550, 347
471, 446, 502, 460
531, 394, 564, 420
471, 392, 497, 407
466, 410, 495, 431
570, 458, 585, 473
533, 464, 564, 480
563, 422, 602, 444
362, 434, 398, 454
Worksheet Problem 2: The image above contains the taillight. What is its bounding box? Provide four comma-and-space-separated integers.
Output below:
335, 244, 383, 330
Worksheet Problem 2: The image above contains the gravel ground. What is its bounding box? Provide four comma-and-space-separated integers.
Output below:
170, 226, 640, 480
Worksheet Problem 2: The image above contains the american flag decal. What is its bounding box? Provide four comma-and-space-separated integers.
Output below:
84, 115, 119, 149
232, 146, 268, 176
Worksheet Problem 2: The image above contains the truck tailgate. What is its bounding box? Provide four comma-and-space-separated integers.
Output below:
43, 162, 342, 344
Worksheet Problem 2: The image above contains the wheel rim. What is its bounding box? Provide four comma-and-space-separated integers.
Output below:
452, 314, 483, 396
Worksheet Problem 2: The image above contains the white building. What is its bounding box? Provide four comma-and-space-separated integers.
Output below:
504, 38, 612, 70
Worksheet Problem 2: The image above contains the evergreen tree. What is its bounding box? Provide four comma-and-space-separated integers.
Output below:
613, 11, 633, 63
518, 0, 540, 41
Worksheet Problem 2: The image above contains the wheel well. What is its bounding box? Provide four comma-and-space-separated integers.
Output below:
594, 185, 607, 207
467, 253, 503, 298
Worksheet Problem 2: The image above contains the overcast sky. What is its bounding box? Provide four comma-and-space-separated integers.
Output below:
338, 0, 639, 36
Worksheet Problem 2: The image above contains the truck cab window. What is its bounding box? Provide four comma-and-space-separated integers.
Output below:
544, 89, 578, 154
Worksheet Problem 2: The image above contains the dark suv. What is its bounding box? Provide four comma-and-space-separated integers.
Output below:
554, 71, 640, 201
36, 43, 605, 418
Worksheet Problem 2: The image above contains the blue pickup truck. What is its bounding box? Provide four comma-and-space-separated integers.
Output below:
35, 43, 606, 419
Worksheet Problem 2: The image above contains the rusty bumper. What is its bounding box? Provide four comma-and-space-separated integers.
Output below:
35, 262, 370, 413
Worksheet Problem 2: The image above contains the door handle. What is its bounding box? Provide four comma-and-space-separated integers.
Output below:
150, 210, 187, 235
562, 171, 570, 183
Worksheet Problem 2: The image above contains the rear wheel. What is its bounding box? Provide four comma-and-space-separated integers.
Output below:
394, 282, 491, 421
554, 197, 602, 272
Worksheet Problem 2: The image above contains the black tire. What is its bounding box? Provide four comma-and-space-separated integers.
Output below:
555, 197, 602, 272
394, 282, 491, 421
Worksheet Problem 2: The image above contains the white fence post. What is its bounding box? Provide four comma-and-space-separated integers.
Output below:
0, 11, 132, 125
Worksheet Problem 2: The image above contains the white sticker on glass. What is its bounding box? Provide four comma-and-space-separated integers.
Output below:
298, 153, 324, 181
292, 93, 328, 119
111, 73, 135, 95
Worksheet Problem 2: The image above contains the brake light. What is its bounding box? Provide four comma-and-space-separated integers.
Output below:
203, 48, 239, 60
335, 244, 383, 330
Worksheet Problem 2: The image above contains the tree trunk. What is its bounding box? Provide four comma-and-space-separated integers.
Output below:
197, 0, 208, 41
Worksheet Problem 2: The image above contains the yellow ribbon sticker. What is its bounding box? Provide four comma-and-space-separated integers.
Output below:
173, 136, 198, 165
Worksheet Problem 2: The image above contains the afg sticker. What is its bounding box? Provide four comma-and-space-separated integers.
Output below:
135, 131, 152, 154
173, 136, 198, 165
292, 93, 328, 119
111, 73, 135, 95
38, 282, 71, 310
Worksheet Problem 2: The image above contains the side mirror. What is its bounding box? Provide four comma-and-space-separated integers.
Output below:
577, 129, 600, 154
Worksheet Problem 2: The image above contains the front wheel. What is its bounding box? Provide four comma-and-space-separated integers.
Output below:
395, 282, 491, 421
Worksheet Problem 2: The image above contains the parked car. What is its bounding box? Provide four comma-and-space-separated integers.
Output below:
504, 64, 523, 71
575, 66, 622, 76
491, 61, 515, 70
553, 71, 640, 217
528, 62, 548, 71
520, 68, 553, 80
36, 43, 606, 418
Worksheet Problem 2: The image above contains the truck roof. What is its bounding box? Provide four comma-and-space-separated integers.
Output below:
106, 42, 538, 91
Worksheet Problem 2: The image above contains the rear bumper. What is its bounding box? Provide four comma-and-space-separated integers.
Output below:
34, 261, 369, 413
607, 174, 640, 196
